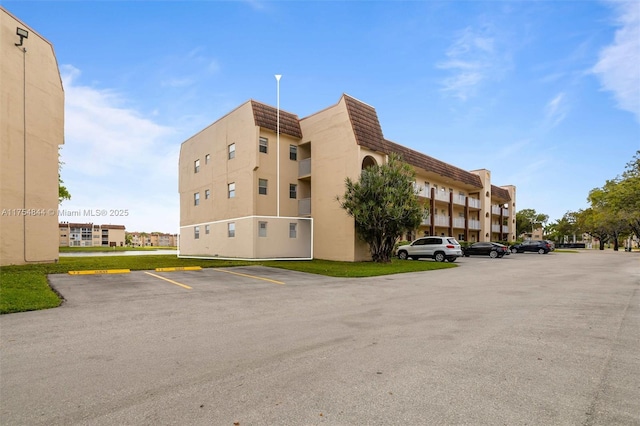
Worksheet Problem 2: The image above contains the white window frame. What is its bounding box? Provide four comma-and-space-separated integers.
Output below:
259, 137, 268, 154
289, 184, 297, 199
258, 179, 268, 195
228, 143, 236, 160
228, 182, 235, 198
205, 189, 210, 200
194, 192, 200, 206
289, 223, 297, 238
194, 226, 200, 239
289, 145, 297, 161
228, 222, 235, 238
194, 159, 200, 173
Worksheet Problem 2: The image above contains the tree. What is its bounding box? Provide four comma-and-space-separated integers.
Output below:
546, 211, 579, 244
58, 148, 71, 203
515, 208, 549, 238
337, 153, 425, 263
576, 208, 610, 250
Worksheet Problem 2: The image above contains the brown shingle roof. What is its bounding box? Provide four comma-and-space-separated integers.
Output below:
343, 94, 388, 153
251, 100, 302, 139
491, 185, 511, 202
385, 140, 484, 188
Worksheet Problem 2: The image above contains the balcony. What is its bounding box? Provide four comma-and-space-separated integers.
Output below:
434, 215, 449, 227
468, 219, 481, 230
468, 198, 481, 209
421, 216, 431, 226
434, 191, 450, 202
298, 158, 311, 178
453, 194, 466, 206
502, 225, 509, 233
491, 205, 503, 215
453, 217, 465, 228
298, 198, 311, 216
503, 209, 510, 217
491, 224, 502, 233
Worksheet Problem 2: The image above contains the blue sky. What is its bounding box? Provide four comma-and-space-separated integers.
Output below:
4, 0, 639, 233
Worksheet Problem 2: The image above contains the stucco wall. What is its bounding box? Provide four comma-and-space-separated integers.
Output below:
0, 8, 63, 265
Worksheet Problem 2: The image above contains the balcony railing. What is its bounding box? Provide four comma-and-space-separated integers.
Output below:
421, 216, 431, 226
298, 158, 311, 177
453, 194, 466, 206
434, 215, 449, 226
298, 198, 311, 216
468, 219, 481, 230
434, 191, 450, 202
502, 225, 509, 233
453, 217, 465, 228
468, 198, 481, 209
492, 224, 501, 233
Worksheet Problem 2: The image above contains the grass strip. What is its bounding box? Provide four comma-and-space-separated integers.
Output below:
0, 255, 454, 314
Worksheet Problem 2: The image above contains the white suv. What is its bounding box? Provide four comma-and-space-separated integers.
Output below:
396, 236, 462, 262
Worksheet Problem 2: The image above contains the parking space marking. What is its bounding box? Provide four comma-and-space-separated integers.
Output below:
143, 271, 192, 290
155, 266, 202, 272
215, 268, 285, 285
68, 269, 130, 275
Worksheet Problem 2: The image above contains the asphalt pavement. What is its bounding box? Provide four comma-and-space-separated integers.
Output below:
1, 250, 638, 425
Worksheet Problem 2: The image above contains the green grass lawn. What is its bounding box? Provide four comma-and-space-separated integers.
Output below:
59, 246, 176, 252
0, 256, 454, 314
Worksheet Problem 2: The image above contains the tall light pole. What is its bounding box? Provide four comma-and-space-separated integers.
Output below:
275, 74, 281, 217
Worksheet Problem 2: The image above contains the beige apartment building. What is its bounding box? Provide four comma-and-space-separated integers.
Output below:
128, 232, 178, 247
59, 223, 126, 247
1, 8, 64, 265
179, 94, 516, 262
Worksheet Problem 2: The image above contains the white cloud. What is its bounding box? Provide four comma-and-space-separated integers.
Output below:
592, 1, 640, 121
544, 92, 569, 128
59, 65, 179, 233
437, 25, 508, 101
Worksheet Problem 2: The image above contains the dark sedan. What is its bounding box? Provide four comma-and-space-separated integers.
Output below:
509, 240, 553, 254
462, 242, 508, 258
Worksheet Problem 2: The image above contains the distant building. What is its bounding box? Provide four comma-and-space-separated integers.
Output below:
127, 232, 177, 247
59, 223, 126, 247
1, 7, 64, 265
179, 94, 516, 261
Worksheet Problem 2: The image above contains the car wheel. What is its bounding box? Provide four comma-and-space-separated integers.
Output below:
434, 252, 446, 262
537, 248, 545, 254
447, 257, 457, 262
489, 250, 498, 258
511, 247, 518, 254
398, 250, 408, 260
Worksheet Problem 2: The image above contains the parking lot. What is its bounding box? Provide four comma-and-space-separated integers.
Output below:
1, 251, 639, 425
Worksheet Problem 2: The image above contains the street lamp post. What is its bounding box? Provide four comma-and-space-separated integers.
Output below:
275, 74, 281, 217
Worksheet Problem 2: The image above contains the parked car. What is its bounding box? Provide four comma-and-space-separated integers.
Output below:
462, 242, 508, 258
509, 240, 553, 254
396, 236, 462, 262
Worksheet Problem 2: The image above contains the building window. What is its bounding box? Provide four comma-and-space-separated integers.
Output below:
259, 137, 268, 154
289, 184, 297, 199
194, 159, 200, 173
194, 192, 200, 206
259, 179, 268, 195
194, 226, 200, 239
205, 225, 210, 234
258, 221, 267, 237
205, 154, 211, 164
289, 145, 297, 161
228, 222, 235, 238
289, 223, 297, 238
228, 182, 235, 198
228, 143, 235, 160
205, 189, 210, 200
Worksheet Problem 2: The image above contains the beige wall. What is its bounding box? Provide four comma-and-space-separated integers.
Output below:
299, 97, 369, 261
1, 8, 63, 265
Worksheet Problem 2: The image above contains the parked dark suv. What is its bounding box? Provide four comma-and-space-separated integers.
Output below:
509, 240, 553, 254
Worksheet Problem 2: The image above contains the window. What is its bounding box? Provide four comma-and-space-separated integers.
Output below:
289, 145, 297, 160
205, 154, 210, 164
228, 182, 235, 198
259, 137, 268, 153
194, 226, 200, 239
228, 222, 235, 238
194, 192, 200, 206
205, 225, 210, 234
289, 223, 297, 238
258, 179, 268, 195
205, 189, 210, 200
228, 143, 235, 159
289, 184, 297, 199
258, 221, 267, 237
194, 159, 200, 173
